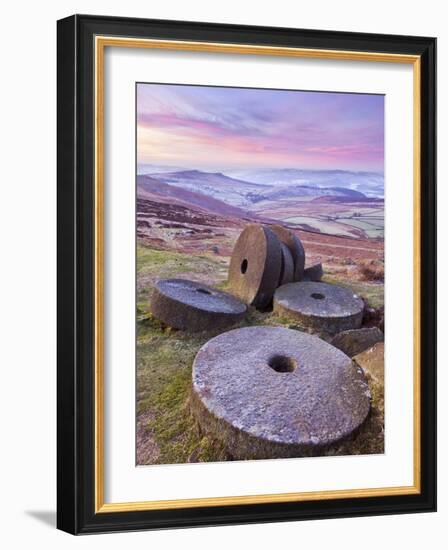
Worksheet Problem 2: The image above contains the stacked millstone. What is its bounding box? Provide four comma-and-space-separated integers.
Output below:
228, 223, 321, 309
227, 223, 366, 334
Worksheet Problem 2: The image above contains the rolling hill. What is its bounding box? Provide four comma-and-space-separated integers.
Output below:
140, 169, 371, 209
137, 175, 252, 219
225, 168, 384, 198
143, 169, 267, 208
137, 168, 384, 240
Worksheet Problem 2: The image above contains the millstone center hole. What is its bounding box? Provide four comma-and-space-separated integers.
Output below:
311, 292, 325, 300
240, 259, 248, 274
268, 354, 297, 373
196, 288, 212, 295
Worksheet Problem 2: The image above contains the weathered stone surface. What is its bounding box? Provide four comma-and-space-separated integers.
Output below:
274, 281, 364, 334
278, 243, 294, 286
191, 326, 371, 459
151, 278, 247, 332
363, 305, 385, 333
228, 224, 282, 308
303, 262, 324, 282
330, 327, 384, 357
353, 342, 384, 385
270, 224, 305, 281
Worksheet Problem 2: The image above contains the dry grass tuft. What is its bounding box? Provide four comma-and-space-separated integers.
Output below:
358, 259, 384, 282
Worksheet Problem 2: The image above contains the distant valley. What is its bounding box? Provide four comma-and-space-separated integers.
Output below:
137, 167, 384, 242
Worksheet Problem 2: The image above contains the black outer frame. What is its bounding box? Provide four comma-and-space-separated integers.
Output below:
57, 14, 436, 535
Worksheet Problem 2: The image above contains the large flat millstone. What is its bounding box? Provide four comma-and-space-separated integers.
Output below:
228, 224, 281, 308
274, 281, 364, 334
192, 326, 371, 459
150, 278, 247, 332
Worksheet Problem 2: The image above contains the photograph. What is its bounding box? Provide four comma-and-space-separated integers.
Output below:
136, 83, 386, 466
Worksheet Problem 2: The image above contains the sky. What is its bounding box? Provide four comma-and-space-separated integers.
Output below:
137, 83, 384, 173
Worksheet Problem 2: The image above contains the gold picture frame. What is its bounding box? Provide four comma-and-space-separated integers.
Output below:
57, 15, 436, 534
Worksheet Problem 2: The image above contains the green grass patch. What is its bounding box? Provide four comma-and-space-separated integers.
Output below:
145, 365, 228, 464
137, 244, 229, 304
137, 320, 230, 464
323, 274, 384, 310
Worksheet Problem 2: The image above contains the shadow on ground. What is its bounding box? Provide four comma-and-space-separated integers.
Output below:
26, 510, 56, 528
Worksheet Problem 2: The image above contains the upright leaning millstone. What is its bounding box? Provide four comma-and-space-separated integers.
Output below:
191, 326, 371, 459
150, 278, 247, 332
228, 224, 282, 308
278, 243, 294, 286
270, 224, 305, 281
274, 281, 364, 333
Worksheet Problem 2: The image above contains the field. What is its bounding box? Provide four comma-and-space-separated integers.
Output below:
253, 197, 384, 240
136, 196, 385, 465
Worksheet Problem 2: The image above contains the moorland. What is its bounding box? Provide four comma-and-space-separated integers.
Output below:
136, 167, 385, 465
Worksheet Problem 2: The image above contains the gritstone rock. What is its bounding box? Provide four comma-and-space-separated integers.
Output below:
303, 262, 324, 282
330, 327, 384, 357
353, 342, 384, 385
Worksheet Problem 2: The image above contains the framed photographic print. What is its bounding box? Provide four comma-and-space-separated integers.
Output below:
57, 14, 436, 534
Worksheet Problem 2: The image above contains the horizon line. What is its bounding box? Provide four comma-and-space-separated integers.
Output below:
136, 163, 385, 176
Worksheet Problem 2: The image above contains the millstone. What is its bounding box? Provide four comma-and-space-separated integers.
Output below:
278, 243, 294, 286
191, 326, 371, 459
270, 224, 305, 281
150, 278, 247, 332
303, 262, 324, 282
274, 281, 364, 333
228, 224, 282, 308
